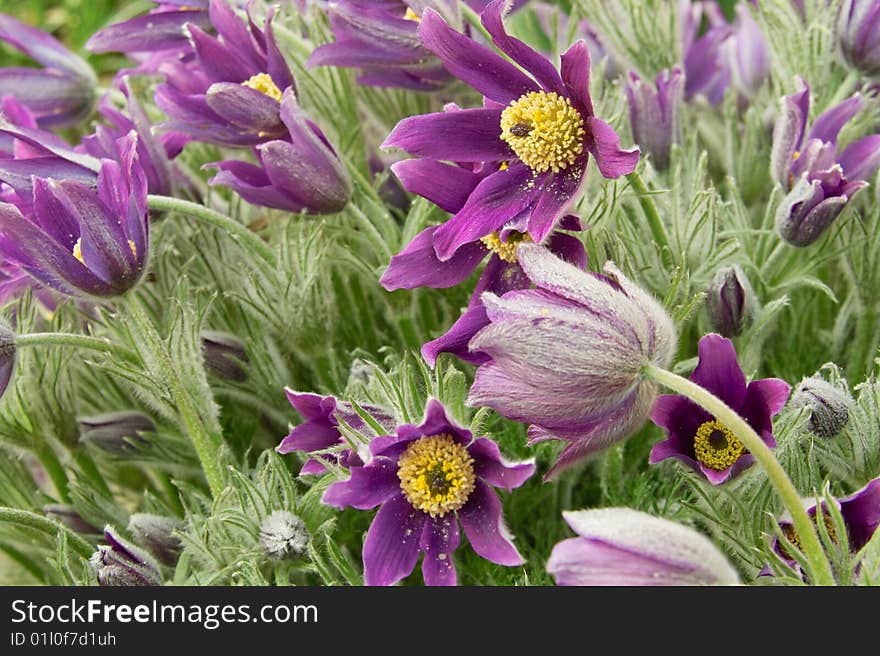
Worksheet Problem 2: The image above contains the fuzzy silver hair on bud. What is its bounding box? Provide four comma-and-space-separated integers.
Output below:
259, 510, 311, 559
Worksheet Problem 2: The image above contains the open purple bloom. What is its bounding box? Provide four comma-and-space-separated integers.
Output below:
277, 390, 396, 475
322, 399, 534, 586
770, 77, 880, 246
767, 477, 880, 578
205, 89, 352, 214
382, 0, 639, 262
625, 67, 684, 170
0, 14, 97, 128
650, 333, 790, 485
547, 508, 741, 586
153, 0, 296, 147
0, 131, 149, 298
467, 244, 677, 479
838, 0, 880, 77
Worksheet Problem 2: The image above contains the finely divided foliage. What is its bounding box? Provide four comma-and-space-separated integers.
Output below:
0, 0, 878, 588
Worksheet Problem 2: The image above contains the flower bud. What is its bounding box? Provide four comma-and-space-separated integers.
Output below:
705, 265, 757, 337
77, 411, 156, 455
0, 319, 14, 401
790, 377, 850, 438
625, 67, 684, 170
127, 513, 185, 567
838, 0, 880, 77
43, 504, 100, 535
547, 508, 741, 586
259, 511, 311, 560
201, 330, 249, 382
90, 526, 162, 586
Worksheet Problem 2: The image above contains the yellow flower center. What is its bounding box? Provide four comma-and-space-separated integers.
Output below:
397, 434, 476, 518
480, 230, 532, 263
403, 7, 421, 22
242, 73, 283, 101
72, 238, 137, 265
693, 420, 745, 471
778, 514, 838, 561
500, 91, 585, 174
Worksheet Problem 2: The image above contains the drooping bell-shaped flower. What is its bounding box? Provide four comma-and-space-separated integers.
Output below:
625, 67, 684, 170
90, 526, 162, 587
704, 264, 757, 338
837, 0, 880, 77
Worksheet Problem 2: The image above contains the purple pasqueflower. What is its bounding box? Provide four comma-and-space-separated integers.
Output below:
204, 88, 352, 214
80, 79, 188, 197
838, 0, 880, 77
322, 399, 534, 586
91, 526, 162, 587
767, 477, 880, 578
0, 131, 149, 298
467, 244, 677, 479
0, 14, 97, 128
650, 333, 790, 485
770, 77, 880, 246
704, 264, 757, 338
382, 0, 639, 262
87, 2, 213, 58
625, 67, 684, 170
276, 389, 396, 475
547, 508, 741, 586
153, 0, 296, 147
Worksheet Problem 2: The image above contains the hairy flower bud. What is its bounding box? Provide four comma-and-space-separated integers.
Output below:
790, 377, 850, 438
127, 513, 185, 567
77, 411, 156, 455
259, 511, 311, 560
43, 504, 100, 535
547, 508, 741, 586
90, 526, 162, 586
201, 330, 249, 382
625, 67, 684, 170
705, 265, 757, 337
838, 0, 880, 77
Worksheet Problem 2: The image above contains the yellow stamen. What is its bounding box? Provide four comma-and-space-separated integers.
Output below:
792, 150, 801, 161
693, 420, 745, 471
397, 434, 475, 518
500, 91, 585, 174
72, 238, 137, 265
403, 7, 421, 22
778, 513, 838, 560
498, 161, 509, 171
242, 73, 283, 101
480, 230, 532, 263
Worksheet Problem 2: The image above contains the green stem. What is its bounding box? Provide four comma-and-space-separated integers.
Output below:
0, 507, 94, 559
126, 297, 226, 499
626, 171, 674, 268
147, 194, 277, 267
34, 443, 70, 504
643, 363, 836, 586
15, 332, 139, 364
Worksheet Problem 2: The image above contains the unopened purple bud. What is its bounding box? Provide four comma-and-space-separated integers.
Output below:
547, 508, 741, 586
0, 320, 14, 401
838, 0, 880, 77
626, 67, 684, 170
776, 168, 867, 246
90, 526, 162, 586
43, 504, 100, 535
77, 411, 156, 455
201, 330, 249, 382
259, 511, 311, 560
127, 513, 185, 566
790, 377, 850, 438
705, 265, 757, 337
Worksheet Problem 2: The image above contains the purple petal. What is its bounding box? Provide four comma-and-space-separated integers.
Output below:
86, 10, 212, 53
740, 377, 790, 443
0, 14, 93, 79
526, 168, 586, 243
770, 78, 810, 187
840, 478, 880, 551
205, 83, 284, 137
422, 303, 492, 367
321, 459, 401, 510
458, 480, 523, 566
468, 438, 534, 491
480, 0, 565, 95
807, 93, 864, 145
390, 159, 482, 213
560, 40, 594, 116
379, 226, 485, 291
690, 333, 748, 410
837, 135, 880, 182
362, 493, 426, 586
382, 108, 510, 162
187, 24, 253, 83
420, 515, 460, 586
417, 8, 537, 104
586, 116, 640, 179
546, 232, 587, 269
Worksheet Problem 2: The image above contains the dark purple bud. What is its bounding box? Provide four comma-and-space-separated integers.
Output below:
259, 511, 311, 560
790, 377, 850, 438
625, 67, 684, 170
201, 330, 249, 382
705, 265, 757, 338
838, 0, 880, 77
43, 504, 100, 535
77, 411, 156, 455
0, 320, 14, 401
127, 513, 186, 567
90, 526, 162, 586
